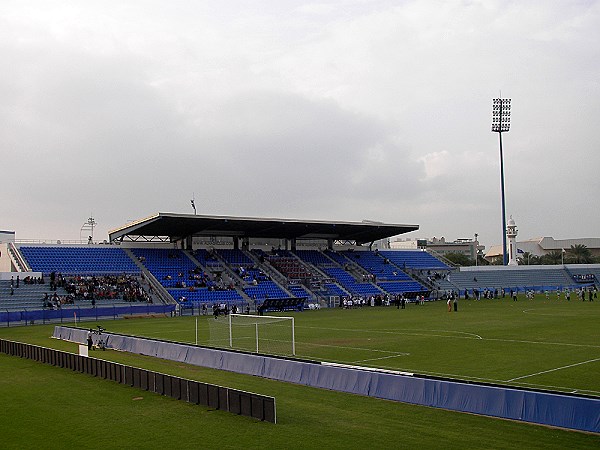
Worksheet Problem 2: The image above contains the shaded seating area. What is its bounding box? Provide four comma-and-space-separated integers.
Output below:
311, 249, 426, 297
240, 267, 270, 283
323, 249, 350, 266
268, 256, 312, 279
216, 249, 254, 266
131, 248, 200, 288
243, 281, 289, 301
193, 249, 222, 268
258, 297, 304, 313
322, 267, 382, 296
294, 250, 337, 267
131, 248, 244, 306
342, 250, 414, 281
287, 284, 310, 298
168, 288, 244, 308
377, 281, 426, 296
322, 283, 348, 297
380, 250, 450, 270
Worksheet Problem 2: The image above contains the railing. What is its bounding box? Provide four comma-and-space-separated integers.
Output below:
146, 274, 174, 305
425, 248, 457, 268
7, 242, 31, 272
15, 239, 91, 245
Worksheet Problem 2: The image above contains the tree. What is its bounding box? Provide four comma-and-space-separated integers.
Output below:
475, 254, 490, 266
444, 252, 475, 266
567, 244, 594, 264
518, 252, 539, 265
540, 250, 563, 265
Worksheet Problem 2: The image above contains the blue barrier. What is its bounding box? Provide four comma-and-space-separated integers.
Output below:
0, 305, 176, 326
54, 326, 600, 433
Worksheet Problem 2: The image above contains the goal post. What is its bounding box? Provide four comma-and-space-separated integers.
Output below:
208, 313, 295, 356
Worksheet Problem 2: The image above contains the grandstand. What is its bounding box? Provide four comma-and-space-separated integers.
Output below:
130, 248, 196, 288
19, 246, 140, 276
294, 249, 337, 267
379, 249, 449, 270
0, 279, 56, 310
287, 283, 311, 299
2, 213, 599, 324
342, 250, 413, 281
167, 288, 244, 308
0, 246, 148, 312
215, 248, 254, 266
322, 267, 382, 296
243, 280, 289, 301
436, 265, 595, 295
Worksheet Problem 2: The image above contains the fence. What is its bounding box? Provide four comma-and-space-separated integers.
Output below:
52, 326, 600, 433
0, 338, 276, 423
0, 304, 177, 327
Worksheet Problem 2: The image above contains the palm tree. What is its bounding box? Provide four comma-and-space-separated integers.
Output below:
444, 252, 475, 266
518, 252, 539, 265
541, 250, 563, 265
567, 244, 593, 264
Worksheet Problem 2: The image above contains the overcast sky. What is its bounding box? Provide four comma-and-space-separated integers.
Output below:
2, 0, 599, 249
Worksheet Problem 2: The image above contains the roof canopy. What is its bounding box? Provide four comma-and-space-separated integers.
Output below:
108, 213, 418, 245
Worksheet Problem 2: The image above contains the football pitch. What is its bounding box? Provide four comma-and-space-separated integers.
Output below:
93, 295, 600, 396
1, 295, 599, 449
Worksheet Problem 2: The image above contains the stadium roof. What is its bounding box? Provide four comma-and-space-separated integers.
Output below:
108, 212, 419, 245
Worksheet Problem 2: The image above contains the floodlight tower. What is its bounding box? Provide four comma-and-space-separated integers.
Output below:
191, 193, 197, 215
492, 98, 511, 266
80, 216, 97, 243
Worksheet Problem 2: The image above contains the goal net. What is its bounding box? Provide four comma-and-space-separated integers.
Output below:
208, 314, 295, 356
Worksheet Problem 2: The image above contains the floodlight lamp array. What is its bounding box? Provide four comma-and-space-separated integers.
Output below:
491, 98, 511, 132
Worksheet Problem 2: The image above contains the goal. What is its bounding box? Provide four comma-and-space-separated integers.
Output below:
208, 313, 295, 356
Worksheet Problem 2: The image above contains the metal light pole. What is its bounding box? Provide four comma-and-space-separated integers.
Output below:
492, 98, 511, 266
191, 193, 197, 215
474, 233, 478, 266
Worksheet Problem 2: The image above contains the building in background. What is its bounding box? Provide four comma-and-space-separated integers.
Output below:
506, 216, 518, 266
391, 236, 482, 261
0, 230, 16, 272
485, 237, 600, 263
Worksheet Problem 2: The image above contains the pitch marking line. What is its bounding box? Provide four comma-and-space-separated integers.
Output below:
351, 354, 409, 363
301, 325, 482, 340
302, 326, 600, 349
483, 337, 600, 349
506, 357, 600, 382
301, 340, 410, 356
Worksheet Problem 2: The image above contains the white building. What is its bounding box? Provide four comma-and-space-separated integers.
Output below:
486, 236, 600, 262
507, 216, 518, 266
391, 236, 483, 261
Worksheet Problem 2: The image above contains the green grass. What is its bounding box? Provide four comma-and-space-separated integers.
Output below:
87, 295, 600, 395
1, 296, 599, 449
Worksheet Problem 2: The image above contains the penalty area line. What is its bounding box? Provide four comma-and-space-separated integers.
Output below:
351, 353, 410, 364
506, 357, 600, 382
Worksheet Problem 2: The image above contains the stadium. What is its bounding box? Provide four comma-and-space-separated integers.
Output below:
1, 212, 599, 448
3, 2, 600, 448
